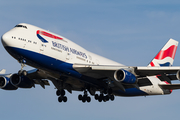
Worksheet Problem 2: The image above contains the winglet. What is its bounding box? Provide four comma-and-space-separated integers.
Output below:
148, 39, 178, 67
0, 69, 6, 74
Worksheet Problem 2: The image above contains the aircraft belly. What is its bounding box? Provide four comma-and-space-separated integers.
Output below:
5, 46, 82, 77
5, 46, 65, 69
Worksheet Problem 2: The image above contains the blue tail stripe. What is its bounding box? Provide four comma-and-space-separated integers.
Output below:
159, 62, 171, 66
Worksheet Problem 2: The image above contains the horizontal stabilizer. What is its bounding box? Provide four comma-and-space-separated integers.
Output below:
159, 84, 180, 90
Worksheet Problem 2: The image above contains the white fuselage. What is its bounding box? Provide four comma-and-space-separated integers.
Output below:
1, 23, 170, 96
2, 23, 121, 66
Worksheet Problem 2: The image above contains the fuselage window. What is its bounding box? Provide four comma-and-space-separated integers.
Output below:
15, 25, 27, 29
12, 36, 16, 39
41, 44, 46, 47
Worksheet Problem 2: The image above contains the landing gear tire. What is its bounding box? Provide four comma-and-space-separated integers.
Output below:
98, 97, 102, 102
78, 94, 83, 100
110, 95, 115, 101
105, 95, 109, 101
82, 97, 86, 103
58, 96, 63, 102
56, 90, 61, 96
63, 96, 67, 102
87, 96, 91, 102
103, 98, 107, 102
58, 96, 67, 103
95, 94, 99, 100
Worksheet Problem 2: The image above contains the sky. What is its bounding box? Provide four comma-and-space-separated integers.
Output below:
1, 0, 180, 120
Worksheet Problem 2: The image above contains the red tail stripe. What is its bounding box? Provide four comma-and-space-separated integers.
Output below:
155, 45, 177, 60
150, 62, 155, 67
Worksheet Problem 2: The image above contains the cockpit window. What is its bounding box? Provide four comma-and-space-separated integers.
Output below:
15, 25, 27, 29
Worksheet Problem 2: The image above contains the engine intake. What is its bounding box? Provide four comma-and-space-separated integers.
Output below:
0, 76, 17, 90
114, 69, 137, 84
10, 74, 34, 88
0, 77, 6, 88
176, 70, 180, 80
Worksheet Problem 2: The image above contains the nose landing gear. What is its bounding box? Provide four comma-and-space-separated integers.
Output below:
18, 59, 27, 76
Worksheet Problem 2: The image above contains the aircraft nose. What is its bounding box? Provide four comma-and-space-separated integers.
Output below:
1, 32, 11, 47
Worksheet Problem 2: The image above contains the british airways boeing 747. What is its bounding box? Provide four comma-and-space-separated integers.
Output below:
1, 23, 180, 103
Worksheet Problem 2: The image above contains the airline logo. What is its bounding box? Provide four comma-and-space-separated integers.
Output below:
150, 44, 177, 67
37, 30, 64, 43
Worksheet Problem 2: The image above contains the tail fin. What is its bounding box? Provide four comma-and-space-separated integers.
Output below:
148, 38, 178, 67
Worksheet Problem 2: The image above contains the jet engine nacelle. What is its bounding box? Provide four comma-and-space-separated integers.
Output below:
10, 74, 34, 88
0, 76, 17, 90
114, 69, 137, 84
176, 70, 180, 80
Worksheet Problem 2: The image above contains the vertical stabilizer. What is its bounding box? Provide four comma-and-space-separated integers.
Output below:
148, 39, 178, 67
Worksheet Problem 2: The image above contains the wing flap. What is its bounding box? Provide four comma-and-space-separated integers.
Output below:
159, 84, 180, 90
136, 66, 180, 76
33, 79, 50, 89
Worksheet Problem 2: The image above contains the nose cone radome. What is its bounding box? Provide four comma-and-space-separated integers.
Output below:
1, 32, 11, 47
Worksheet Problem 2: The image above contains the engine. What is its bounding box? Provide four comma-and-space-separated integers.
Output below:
176, 70, 180, 80
0, 76, 17, 90
114, 69, 137, 84
10, 74, 34, 88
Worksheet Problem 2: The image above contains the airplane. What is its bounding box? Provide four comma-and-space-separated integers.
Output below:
1, 23, 180, 103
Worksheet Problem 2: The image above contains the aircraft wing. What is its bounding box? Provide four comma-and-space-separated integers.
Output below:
25, 69, 50, 88
136, 67, 180, 76
73, 64, 180, 79
159, 84, 180, 90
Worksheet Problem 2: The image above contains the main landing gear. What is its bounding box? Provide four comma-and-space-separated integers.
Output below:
78, 90, 91, 103
94, 94, 115, 102
94, 89, 115, 102
56, 89, 67, 103
77, 88, 115, 103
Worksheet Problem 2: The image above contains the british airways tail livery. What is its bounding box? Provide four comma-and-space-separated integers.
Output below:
1, 23, 180, 103
148, 39, 178, 67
